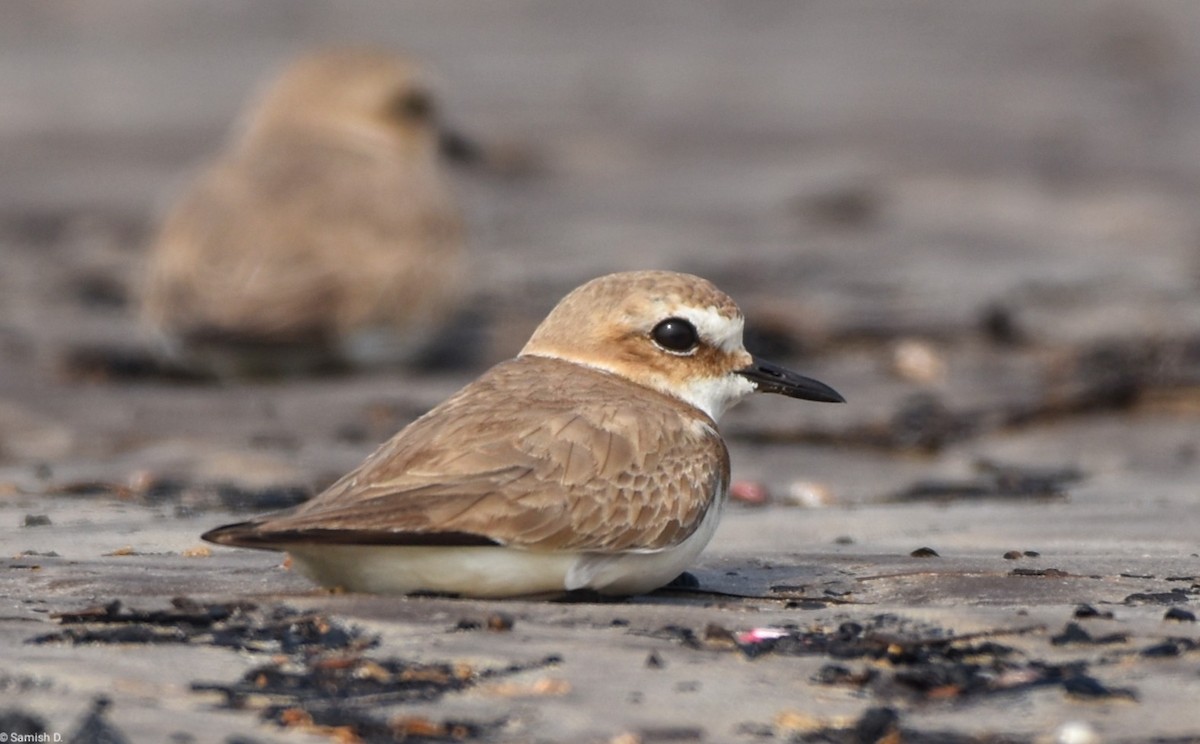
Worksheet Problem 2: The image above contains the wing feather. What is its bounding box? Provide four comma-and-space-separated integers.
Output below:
206, 356, 728, 553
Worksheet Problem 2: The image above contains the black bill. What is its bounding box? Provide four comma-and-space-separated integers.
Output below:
438, 127, 484, 165
737, 357, 845, 403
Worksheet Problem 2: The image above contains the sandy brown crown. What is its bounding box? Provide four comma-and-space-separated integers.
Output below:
521, 270, 750, 403
238, 47, 437, 150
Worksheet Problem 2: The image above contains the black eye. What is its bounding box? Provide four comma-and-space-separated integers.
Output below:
389, 89, 435, 121
651, 318, 699, 353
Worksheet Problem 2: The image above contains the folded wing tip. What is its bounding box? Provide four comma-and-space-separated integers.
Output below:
201, 520, 283, 550
200, 520, 501, 549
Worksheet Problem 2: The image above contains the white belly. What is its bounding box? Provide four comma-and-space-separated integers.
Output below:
285, 497, 724, 598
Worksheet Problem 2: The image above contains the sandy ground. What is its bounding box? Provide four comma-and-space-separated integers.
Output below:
2, 2, 1200, 742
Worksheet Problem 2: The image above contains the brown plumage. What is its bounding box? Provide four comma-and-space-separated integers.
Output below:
142, 48, 464, 376
206, 355, 727, 552
202, 271, 844, 597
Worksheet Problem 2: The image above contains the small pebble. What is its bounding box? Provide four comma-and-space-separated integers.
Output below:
1055, 720, 1100, 744
773, 710, 824, 734
1164, 607, 1196, 622
1073, 604, 1113, 620
23, 514, 52, 527
890, 339, 945, 383
1141, 640, 1183, 657
127, 469, 157, 493
730, 480, 770, 506
781, 480, 833, 508
910, 547, 939, 558
486, 612, 515, 632
999, 549, 1041, 559
980, 303, 1025, 346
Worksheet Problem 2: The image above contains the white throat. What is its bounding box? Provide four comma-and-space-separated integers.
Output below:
674, 373, 756, 422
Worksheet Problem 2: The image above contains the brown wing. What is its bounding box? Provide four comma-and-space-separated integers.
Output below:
204, 356, 729, 553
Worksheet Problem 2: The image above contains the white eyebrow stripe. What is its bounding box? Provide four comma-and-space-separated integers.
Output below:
671, 306, 745, 354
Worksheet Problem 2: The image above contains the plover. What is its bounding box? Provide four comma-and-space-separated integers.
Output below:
203, 271, 844, 597
142, 48, 468, 376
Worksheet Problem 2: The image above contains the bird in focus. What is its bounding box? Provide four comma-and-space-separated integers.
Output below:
203, 270, 844, 598
142, 48, 471, 377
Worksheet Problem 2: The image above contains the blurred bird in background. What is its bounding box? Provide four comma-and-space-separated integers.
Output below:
142, 48, 478, 378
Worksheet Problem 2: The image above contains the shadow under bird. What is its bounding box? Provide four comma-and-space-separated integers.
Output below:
142, 48, 475, 377
203, 271, 844, 598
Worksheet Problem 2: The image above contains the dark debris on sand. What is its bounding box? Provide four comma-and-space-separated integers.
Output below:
69, 696, 132, 744
4, 695, 138, 744
28, 598, 374, 655
1124, 587, 1200, 605
791, 706, 1031, 744
194, 654, 559, 743
195, 653, 559, 709
29, 597, 557, 742
890, 460, 1084, 503
0, 707, 48, 739
57, 343, 212, 384
652, 615, 1140, 705
36, 477, 313, 514
264, 707, 499, 744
